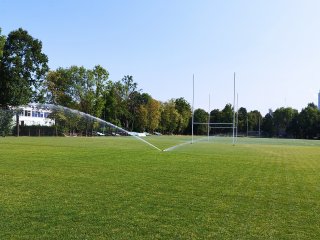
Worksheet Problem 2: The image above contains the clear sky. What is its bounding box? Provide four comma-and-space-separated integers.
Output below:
1, 0, 320, 115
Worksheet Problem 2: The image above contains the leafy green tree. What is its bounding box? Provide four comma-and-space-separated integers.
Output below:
132, 94, 160, 133
0, 28, 6, 132
297, 103, 319, 139
136, 104, 148, 132
81, 65, 109, 117
210, 109, 222, 122
46, 65, 109, 117
102, 81, 123, 126
127, 91, 144, 130
102, 75, 140, 130
121, 75, 138, 100
0, 28, 48, 108
273, 107, 298, 137
174, 97, 191, 134
160, 100, 180, 134
46, 65, 109, 136
0, 108, 14, 136
0, 28, 6, 59
48, 107, 68, 136
147, 98, 161, 132
209, 109, 222, 134
247, 110, 262, 134
261, 110, 275, 137
120, 75, 140, 129
140, 93, 152, 104
287, 113, 301, 138
46, 68, 77, 108
193, 108, 208, 135
237, 107, 248, 133
219, 104, 234, 134
221, 104, 233, 123
62, 109, 80, 136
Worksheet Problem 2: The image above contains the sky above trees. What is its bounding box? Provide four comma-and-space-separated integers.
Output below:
1, 0, 320, 114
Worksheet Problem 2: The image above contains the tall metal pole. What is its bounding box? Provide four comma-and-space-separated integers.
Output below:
247, 116, 249, 137
236, 93, 238, 142
233, 72, 236, 145
258, 116, 261, 137
192, 74, 194, 144
207, 94, 210, 142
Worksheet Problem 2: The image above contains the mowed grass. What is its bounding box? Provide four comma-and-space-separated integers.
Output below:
0, 136, 320, 239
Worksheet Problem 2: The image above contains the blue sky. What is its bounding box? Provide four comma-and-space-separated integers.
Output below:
1, 0, 320, 114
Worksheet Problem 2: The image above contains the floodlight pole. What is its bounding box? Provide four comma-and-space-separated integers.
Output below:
208, 94, 211, 142
192, 74, 194, 144
233, 72, 236, 145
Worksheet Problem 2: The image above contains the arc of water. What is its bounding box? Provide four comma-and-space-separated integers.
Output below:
30, 103, 162, 151
163, 137, 207, 152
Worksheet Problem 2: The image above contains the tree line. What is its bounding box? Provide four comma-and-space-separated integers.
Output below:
0, 27, 319, 138
0, 28, 192, 135
191, 104, 320, 139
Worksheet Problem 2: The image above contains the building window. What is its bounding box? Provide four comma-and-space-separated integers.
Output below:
25, 110, 31, 117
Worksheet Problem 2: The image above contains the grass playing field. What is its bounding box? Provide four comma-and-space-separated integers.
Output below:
1, 136, 320, 239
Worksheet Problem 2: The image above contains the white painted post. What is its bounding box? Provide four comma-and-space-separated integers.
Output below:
236, 93, 239, 142
192, 74, 194, 144
233, 72, 236, 145
208, 94, 211, 142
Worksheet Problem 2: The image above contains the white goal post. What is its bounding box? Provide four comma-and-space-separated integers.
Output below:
191, 73, 238, 145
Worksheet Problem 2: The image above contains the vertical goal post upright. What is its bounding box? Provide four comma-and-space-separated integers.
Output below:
207, 93, 211, 142
236, 92, 239, 143
192, 74, 194, 144
232, 72, 236, 145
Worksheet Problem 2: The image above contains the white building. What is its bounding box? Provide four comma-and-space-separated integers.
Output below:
15, 104, 55, 126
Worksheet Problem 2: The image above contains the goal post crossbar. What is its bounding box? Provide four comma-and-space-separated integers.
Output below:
193, 122, 233, 125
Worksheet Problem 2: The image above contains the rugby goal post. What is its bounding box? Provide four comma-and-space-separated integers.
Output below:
191, 73, 238, 144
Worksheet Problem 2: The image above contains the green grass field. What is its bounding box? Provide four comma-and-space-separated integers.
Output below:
1, 136, 320, 239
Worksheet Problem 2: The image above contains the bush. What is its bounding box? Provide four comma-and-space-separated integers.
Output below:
0, 109, 14, 136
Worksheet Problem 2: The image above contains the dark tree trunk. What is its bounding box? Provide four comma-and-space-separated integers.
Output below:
16, 113, 19, 137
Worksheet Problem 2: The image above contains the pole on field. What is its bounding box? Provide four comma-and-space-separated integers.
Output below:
259, 116, 261, 137
207, 94, 211, 142
192, 74, 194, 144
236, 93, 239, 142
247, 116, 249, 137
233, 72, 236, 145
